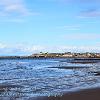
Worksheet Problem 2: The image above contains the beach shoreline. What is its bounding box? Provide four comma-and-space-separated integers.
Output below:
0, 57, 100, 100
32, 88, 100, 100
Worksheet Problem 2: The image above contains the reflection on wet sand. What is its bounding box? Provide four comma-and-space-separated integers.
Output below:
0, 84, 24, 98
48, 66, 90, 69
70, 58, 100, 64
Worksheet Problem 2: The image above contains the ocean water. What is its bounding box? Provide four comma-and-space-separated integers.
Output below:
0, 58, 100, 99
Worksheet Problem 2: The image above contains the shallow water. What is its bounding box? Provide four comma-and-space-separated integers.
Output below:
0, 58, 100, 99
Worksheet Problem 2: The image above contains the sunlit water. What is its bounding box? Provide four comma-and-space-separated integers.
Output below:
0, 58, 100, 99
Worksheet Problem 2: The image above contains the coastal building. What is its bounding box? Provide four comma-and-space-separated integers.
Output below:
31, 52, 100, 58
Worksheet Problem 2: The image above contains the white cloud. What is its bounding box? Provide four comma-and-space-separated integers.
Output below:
58, 46, 100, 53
0, 43, 7, 48
57, 25, 80, 30
0, 18, 26, 23
78, 9, 100, 18
63, 33, 100, 40
0, 0, 40, 22
0, 0, 37, 16
15, 45, 45, 53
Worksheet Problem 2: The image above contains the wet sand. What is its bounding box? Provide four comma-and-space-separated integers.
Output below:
48, 66, 89, 69
69, 58, 100, 64
32, 88, 100, 100
0, 86, 100, 100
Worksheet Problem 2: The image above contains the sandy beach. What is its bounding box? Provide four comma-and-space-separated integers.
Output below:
32, 88, 100, 100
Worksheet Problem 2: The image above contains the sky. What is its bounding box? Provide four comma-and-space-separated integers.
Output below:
0, 0, 100, 55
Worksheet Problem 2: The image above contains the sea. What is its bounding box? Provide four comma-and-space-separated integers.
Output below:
0, 58, 100, 99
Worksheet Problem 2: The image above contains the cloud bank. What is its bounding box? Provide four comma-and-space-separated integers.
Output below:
0, 43, 100, 56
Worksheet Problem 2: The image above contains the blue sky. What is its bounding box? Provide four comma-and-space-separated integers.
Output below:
0, 0, 100, 55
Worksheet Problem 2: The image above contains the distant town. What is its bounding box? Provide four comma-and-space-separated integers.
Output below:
31, 52, 100, 58
0, 52, 100, 59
